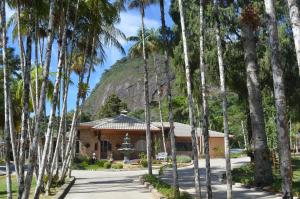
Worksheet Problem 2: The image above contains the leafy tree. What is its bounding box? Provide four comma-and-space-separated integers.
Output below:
98, 94, 127, 118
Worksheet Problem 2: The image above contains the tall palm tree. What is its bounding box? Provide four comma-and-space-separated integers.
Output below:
177, 0, 201, 198
199, 0, 212, 198
286, 0, 300, 75
264, 0, 293, 198
129, 28, 168, 154
213, 1, 230, 198
22, 0, 57, 197
18, 4, 33, 197
240, 4, 273, 187
158, 0, 179, 196
33, 1, 70, 197
128, 27, 179, 197
1, 1, 13, 198
128, 0, 157, 175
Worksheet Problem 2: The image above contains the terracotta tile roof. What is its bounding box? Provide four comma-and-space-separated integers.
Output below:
81, 114, 160, 131
152, 122, 231, 138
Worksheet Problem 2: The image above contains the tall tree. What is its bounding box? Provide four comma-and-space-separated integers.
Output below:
33, 1, 70, 197
128, 0, 156, 175
159, 0, 179, 196
199, 0, 212, 198
213, 0, 231, 198
18, 3, 33, 197
264, 0, 293, 198
1, 1, 13, 198
22, 0, 57, 197
177, 0, 201, 198
286, 0, 300, 75
240, 4, 273, 187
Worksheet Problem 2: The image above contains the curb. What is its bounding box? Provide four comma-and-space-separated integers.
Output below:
53, 176, 76, 199
138, 176, 166, 199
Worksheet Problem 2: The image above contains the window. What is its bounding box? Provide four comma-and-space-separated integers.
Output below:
176, 142, 192, 151
95, 143, 98, 150
135, 140, 146, 151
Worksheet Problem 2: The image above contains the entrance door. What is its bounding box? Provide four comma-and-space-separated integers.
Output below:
100, 140, 112, 159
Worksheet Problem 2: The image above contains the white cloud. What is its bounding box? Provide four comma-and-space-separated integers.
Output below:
116, 11, 160, 45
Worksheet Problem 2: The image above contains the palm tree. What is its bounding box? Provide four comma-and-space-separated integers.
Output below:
213, 1, 230, 198
33, 1, 70, 196
286, 0, 300, 75
18, 4, 33, 197
128, 0, 157, 175
158, 0, 179, 196
22, 0, 57, 197
177, 0, 201, 198
199, 0, 212, 198
240, 4, 273, 187
264, 0, 293, 198
1, 1, 13, 198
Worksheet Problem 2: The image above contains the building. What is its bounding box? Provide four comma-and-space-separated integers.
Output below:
77, 114, 230, 160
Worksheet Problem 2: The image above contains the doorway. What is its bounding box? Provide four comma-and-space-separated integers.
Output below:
100, 140, 112, 159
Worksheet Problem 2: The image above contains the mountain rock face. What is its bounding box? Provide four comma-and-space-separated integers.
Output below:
83, 56, 171, 119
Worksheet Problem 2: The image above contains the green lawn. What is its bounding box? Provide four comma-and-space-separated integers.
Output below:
0, 175, 36, 199
0, 175, 61, 199
232, 156, 300, 197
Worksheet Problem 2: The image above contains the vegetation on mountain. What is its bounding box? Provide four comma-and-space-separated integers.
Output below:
98, 94, 127, 118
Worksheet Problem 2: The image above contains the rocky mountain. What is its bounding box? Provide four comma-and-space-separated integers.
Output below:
83, 55, 172, 119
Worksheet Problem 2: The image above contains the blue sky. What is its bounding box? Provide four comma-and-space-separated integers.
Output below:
6, 1, 174, 113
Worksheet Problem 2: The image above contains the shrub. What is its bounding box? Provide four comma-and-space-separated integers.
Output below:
80, 160, 89, 169
176, 155, 192, 163
153, 159, 161, 164
141, 160, 148, 168
0, 159, 4, 165
104, 161, 112, 169
112, 163, 123, 169
143, 174, 192, 199
139, 152, 148, 167
73, 155, 89, 164
96, 160, 108, 167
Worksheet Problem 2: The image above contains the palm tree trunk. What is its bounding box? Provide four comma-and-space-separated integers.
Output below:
159, 0, 179, 195
34, 10, 39, 112
264, 0, 293, 198
46, 8, 70, 191
22, 0, 56, 198
199, 1, 212, 198
60, 43, 90, 182
241, 21, 273, 186
140, 5, 152, 175
1, 1, 13, 197
8, 89, 19, 177
154, 56, 167, 154
213, 1, 231, 198
177, 0, 201, 198
17, 0, 26, 71
18, 10, 33, 198
286, 0, 300, 75
33, 8, 67, 196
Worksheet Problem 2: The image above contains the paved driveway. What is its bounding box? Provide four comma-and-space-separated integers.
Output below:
161, 157, 281, 199
65, 169, 153, 199
66, 158, 281, 199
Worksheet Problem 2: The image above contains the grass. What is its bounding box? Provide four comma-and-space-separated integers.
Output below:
232, 156, 300, 197
143, 174, 192, 199
230, 151, 247, 158
0, 175, 36, 199
0, 175, 66, 199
